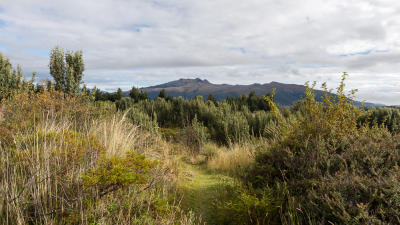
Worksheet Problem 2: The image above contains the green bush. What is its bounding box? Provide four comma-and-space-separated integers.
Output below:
115, 96, 135, 111
180, 115, 208, 155
82, 151, 158, 197
358, 107, 400, 133
246, 73, 400, 224
212, 178, 287, 224
128, 93, 277, 145
126, 105, 159, 132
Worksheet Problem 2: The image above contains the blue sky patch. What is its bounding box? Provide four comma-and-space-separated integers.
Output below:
339, 49, 389, 57
0, 45, 8, 51
230, 47, 246, 53
124, 24, 151, 32
302, 65, 332, 69
23, 49, 49, 57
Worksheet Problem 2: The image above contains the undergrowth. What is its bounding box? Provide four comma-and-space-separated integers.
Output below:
243, 73, 400, 224
3, 71, 400, 224
0, 90, 197, 224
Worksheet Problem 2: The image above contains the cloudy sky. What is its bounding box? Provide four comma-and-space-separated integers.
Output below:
1, 0, 400, 105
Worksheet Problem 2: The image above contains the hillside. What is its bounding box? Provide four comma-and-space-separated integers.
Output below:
123, 78, 385, 107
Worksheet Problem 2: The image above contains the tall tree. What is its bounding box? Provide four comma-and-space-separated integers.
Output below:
0, 51, 35, 100
116, 88, 123, 101
129, 86, 140, 101
207, 93, 218, 106
158, 89, 166, 99
49, 46, 85, 96
139, 90, 149, 101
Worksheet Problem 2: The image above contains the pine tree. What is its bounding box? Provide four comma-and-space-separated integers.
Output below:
129, 86, 140, 101
158, 89, 166, 99
207, 93, 217, 106
116, 88, 123, 101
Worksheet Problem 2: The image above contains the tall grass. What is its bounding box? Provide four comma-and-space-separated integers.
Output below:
0, 91, 197, 224
203, 142, 260, 177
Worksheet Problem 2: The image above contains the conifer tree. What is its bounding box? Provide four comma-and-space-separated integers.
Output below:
139, 90, 149, 101
207, 93, 217, 106
129, 86, 140, 101
116, 87, 123, 101
158, 89, 166, 99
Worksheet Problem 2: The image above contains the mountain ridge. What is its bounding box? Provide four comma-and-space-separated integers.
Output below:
122, 78, 385, 107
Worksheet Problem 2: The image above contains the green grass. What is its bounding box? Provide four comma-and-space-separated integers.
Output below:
178, 162, 234, 225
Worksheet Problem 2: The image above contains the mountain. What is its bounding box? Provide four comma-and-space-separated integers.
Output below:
122, 78, 385, 107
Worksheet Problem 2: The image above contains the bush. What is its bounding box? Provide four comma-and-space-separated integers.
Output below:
246, 73, 400, 224
126, 105, 159, 132
212, 178, 287, 224
180, 115, 208, 155
358, 107, 400, 133
82, 151, 158, 197
0, 90, 192, 224
115, 96, 135, 111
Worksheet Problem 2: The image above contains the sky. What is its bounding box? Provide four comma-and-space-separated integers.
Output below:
0, 0, 400, 105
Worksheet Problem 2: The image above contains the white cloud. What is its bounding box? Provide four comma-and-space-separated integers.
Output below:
0, 0, 400, 104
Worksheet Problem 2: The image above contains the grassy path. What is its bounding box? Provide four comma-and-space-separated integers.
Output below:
178, 163, 227, 225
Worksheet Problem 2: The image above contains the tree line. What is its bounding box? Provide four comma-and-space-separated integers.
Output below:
3, 46, 399, 146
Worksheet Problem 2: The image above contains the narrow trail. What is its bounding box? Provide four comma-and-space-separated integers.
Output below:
179, 163, 226, 225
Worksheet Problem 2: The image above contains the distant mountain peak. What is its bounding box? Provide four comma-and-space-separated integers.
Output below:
120, 78, 384, 107
145, 78, 211, 89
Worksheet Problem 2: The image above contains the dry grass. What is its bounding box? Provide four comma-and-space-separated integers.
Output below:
0, 91, 198, 224
199, 140, 268, 176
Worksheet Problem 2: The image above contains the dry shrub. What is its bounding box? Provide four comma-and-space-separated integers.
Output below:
0, 91, 196, 224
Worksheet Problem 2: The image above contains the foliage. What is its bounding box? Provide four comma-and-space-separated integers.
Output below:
115, 96, 135, 111
158, 89, 167, 99
116, 87, 123, 101
246, 73, 400, 224
0, 88, 194, 224
82, 151, 158, 197
358, 107, 400, 133
129, 86, 149, 102
226, 91, 272, 112
181, 115, 208, 155
49, 45, 85, 96
126, 95, 273, 145
0, 51, 36, 100
213, 181, 287, 225
126, 102, 159, 132
207, 93, 218, 106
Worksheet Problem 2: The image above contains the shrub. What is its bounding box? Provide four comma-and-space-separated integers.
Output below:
2, 128, 106, 224
212, 178, 287, 224
246, 73, 400, 224
180, 115, 208, 156
126, 105, 158, 132
115, 96, 135, 111
358, 107, 400, 133
0, 90, 193, 224
82, 151, 158, 197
